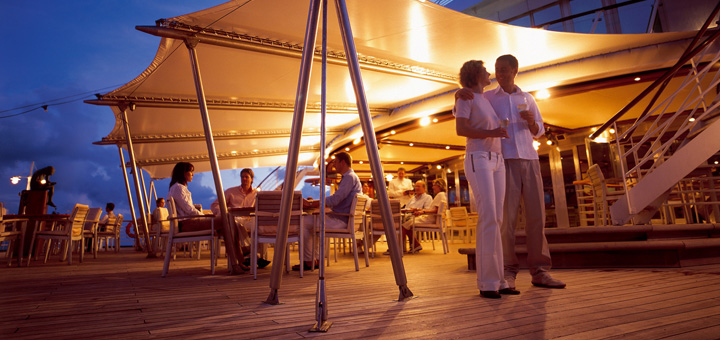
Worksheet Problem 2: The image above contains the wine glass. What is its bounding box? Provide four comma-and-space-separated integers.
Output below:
516, 96, 528, 112
500, 118, 509, 138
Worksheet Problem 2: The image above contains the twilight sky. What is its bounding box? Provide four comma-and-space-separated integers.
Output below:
0, 0, 474, 218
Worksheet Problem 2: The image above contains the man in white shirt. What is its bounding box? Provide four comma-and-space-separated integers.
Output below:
400, 181, 432, 253
456, 54, 565, 290
387, 167, 413, 207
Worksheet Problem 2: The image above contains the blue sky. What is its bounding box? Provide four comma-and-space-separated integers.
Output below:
0, 0, 475, 218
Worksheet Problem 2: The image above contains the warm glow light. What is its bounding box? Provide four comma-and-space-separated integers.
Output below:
419, 117, 431, 126
608, 128, 615, 134
447, 169, 452, 173
445, 146, 450, 149
400, 162, 404, 164
10, 176, 21, 185
353, 138, 361, 145
689, 117, 696, 122
715, 161, 719, 165
432, 118, 438, 123
634, 77, 641, 81
535, 89, 550, 100
390, 130, 396, 135
359, 161, 364, 164
40, 179, 47, 185
546, 140, 553, 146
408, 5, 430, 62
345, 147, 350, 151
409, 143, 414, 147
331, 155, 336, 160
533, 140, 541, 150
436, 165, 442, 170
231, 150, 238, 155
386, 174, 394, 182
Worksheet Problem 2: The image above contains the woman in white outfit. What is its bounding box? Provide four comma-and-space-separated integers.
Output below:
454, 60, 517, 299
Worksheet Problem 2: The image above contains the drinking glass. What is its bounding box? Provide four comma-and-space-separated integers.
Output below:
500, 118, 509, 138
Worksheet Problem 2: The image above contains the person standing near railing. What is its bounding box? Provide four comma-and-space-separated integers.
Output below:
457, 54, 565, 291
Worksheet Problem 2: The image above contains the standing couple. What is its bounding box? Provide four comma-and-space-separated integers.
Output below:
454, 54, 565, 299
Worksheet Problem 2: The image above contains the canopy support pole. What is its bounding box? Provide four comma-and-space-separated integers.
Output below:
184, 38, 246, 273
118, 104, 155, 257
310, 0, 331, 332
334, 0, 413, 301
265, 0, 322, 306
117, 144, 140, 250
138, 168, 152, 244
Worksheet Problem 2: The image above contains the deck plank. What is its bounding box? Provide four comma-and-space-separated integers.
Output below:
2, 242, 720, 339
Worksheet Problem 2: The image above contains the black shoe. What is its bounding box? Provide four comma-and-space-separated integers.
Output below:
47, 201, 57, 208
257, 258, 271, 269
292, 261, 319, 271
480, 291, 501, 299
499, 288, 521, 295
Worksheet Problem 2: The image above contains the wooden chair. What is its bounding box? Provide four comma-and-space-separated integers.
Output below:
411, 202, 448, 254
368, 199, 402, 257
587, 164, 626, 226
96, 215, 123, 253
447, 207, 473, 243
28, 204, 90, 265
151, 207, 170, 256
316, 195, 369, 271
83, 207, 102, 259
162, 198, 217, 277
253, 191, 304, 279
0, 203, 28, 267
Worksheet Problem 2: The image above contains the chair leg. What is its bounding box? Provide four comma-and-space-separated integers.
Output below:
351, 235, 359, 271
162, 238, 174, 278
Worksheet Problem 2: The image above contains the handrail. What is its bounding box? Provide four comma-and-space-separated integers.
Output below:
590, 2, 720, 140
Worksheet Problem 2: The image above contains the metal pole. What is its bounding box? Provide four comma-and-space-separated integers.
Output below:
265, 0, 322, 305
334, 0, 413, 301
117, 145, 140, 249
138, 169, 151, 221
310, 0, 331, 332
118, 105, 154, 257
184, 38, 244, 273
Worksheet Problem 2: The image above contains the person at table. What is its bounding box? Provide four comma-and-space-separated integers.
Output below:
30, 166, 57, 208
167, 162, 247, 274
399, 180, 433, 253
454, 59, 514, 299
387, 167, 413, 208
98, 202, 116, 231
409, 178, 449, 225
296, 151, 362, 271
210, 168, 258, 231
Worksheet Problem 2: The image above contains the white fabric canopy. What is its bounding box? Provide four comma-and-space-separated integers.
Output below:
89, 0, 698, 178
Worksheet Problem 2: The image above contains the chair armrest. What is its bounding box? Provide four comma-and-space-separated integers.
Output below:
326, 212, 351, 218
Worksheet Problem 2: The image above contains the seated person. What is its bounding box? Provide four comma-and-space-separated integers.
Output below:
151, 198, 169, 233
296, 151, 361, 271
209, 168, 267, 267
98, 202, 116, 231
400, 181, 433, 253
167, 162, 247, 274
406, 178, 448, 247
210, 168, 257, 233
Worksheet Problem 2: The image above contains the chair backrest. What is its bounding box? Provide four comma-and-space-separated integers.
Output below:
433, 202, 447, 225
84, 207, 103, 231
114, 215, 124, 235
152, 207, 170, 232
70, 204, 91, 237
350, 195, 368, 232
448, 206, 469, 226
255, 191, 303, 235
370, 199, 401, 230
167, 197, 180, 235
586, 164, 606, 201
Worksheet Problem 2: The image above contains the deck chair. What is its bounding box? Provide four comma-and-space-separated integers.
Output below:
96, 214, 123, 253
587, 164, 626, 226
411, 202, 448, 254
368, 199, 402, 257
162, 198, 216, 277
316, 195, 369, 271
28, 204, 90, 265
151, 207, 170, 256
83, 208, 102, 259
253, 191, 304, 279
0, 203, 28, 267
447, 207, 473, 243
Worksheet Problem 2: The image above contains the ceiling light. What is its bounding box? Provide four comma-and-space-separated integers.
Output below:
419, 117, 431, 126
432, 118, 438, 123
345, 147, 350, 151
634, 77, 641, 81
445, 146, 450, 149
436, 165, 442, 170
353, 138, 361, 145
689, 117, 696, 122
608, 128, 615, 134
390, 130, 396, 135
535, 89, 550, 100
409, 143, 414, 146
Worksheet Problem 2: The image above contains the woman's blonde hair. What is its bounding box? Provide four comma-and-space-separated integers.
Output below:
432, 178, 447, 192
459, 60, 485, 89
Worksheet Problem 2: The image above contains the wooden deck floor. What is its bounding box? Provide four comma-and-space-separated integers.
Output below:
2, 241, 720, 339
